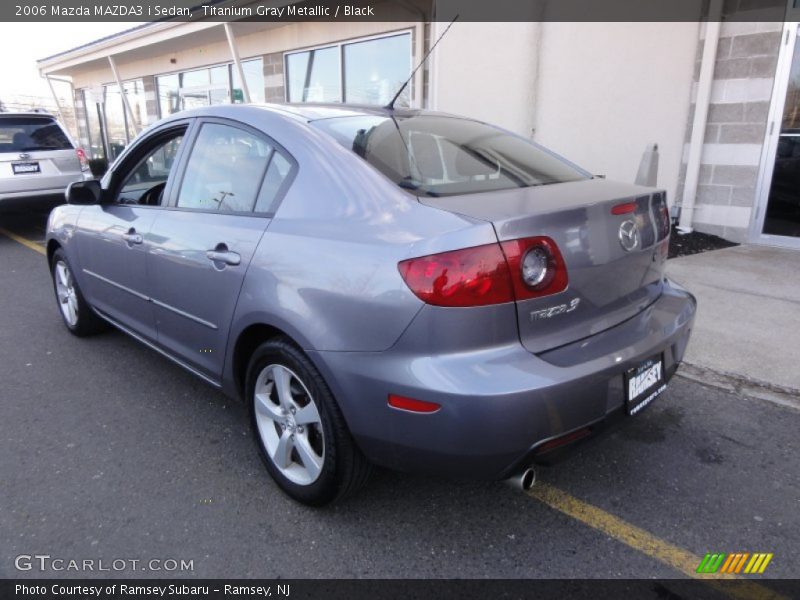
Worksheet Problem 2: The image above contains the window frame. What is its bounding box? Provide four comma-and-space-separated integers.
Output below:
164, 116, 298, 219
103, 119, 194, 209
283, 29, 414, 105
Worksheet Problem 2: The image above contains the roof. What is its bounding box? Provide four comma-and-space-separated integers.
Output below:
253, 102, 446, 122
37, 23, 157, 63
0, 111, 56, 118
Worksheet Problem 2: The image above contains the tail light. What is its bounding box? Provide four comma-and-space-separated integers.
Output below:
75, 148, 89, 172
652, 192, 670, 241
499, 236, 568, 300
398, 236, 567, 307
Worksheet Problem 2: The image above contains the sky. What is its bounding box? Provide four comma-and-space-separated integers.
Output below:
0, 22, 144, 100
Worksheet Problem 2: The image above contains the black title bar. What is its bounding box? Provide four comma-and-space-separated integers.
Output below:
5, 579, 800, 600
4, 0, 797, 22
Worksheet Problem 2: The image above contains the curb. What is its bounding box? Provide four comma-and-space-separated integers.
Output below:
677, 362, 800, 412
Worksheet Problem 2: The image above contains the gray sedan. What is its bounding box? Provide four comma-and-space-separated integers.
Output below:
45, 104, 696, 505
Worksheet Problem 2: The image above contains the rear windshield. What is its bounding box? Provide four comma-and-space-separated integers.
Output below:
311, 115, 588, 197
0, 117, 73, 153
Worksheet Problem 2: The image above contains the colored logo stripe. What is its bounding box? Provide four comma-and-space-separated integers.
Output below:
696, 552, 773, 574
697, 553, 726, 573
745, 553, 774, 574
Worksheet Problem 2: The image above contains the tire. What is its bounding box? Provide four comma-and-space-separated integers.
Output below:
51, 249, 106, 337
246, 337, 371, 506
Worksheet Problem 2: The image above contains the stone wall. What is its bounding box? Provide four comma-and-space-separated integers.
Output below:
678, 22, 784, 242
263, 52, 284, 102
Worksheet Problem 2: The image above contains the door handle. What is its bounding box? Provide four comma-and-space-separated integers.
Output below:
206, 245, 241, 266
122, 229, 143, 245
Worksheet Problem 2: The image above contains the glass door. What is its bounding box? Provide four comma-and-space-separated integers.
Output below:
756, 22, 800, 245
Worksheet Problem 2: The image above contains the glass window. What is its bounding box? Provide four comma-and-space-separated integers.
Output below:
233, 58, 265, 103
180, 68, 209, 88
0, 116, 72, 152
104, 84, 128, 160
83, 90, 105, 159
123, 79, 146, 139
210, 65, 230, 86
117, 132, 184, 206
157, 74, 180, 117
177, 123, 272, 212
286, 46, 340, 102
254, 152, 292, 213
344, 33, 411, 106
312, 115, 588, 197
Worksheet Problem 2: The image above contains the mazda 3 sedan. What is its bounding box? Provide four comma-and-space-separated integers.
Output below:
46, 104, 695, 505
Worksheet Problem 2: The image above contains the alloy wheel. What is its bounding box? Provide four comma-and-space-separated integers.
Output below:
253, 364, 325, 486
54, 260, 79, 327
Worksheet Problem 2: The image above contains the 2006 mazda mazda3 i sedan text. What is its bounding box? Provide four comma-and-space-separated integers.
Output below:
45, 103, 696, 505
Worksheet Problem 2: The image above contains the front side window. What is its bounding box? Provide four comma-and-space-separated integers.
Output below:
0, 117, 72, 152
312, 115, 588, 197
116, 131, 184, 206
176, 123, 273, 212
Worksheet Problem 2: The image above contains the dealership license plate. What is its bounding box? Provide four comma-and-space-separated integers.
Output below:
625, 355, 666, 415
12, 162, 40, 175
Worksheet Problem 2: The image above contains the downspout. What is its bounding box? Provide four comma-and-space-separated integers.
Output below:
530, 21, 543, 140
428, 19, 439, 109
224, 23, 252, 103
108, 55, 140, 136
678, 0, 723, 233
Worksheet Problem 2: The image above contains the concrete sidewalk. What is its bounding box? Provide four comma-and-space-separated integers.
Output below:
667, 244, 800, 399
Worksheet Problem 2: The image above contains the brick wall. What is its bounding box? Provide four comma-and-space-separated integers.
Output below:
263, 52, 284, 102
73, 89, 90, 152
678, 22, 783, 242
142, 75, 159, 124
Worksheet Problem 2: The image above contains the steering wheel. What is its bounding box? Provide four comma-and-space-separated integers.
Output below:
140, 181, 167, 206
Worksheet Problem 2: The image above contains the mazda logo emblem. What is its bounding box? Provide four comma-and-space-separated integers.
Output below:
618, 219, 639, 252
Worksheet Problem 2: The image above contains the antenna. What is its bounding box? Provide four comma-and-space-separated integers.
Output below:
386, 15, 459, 110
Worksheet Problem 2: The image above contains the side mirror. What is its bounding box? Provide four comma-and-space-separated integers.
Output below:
66, 179, 103, 205
88, 158, 109, 178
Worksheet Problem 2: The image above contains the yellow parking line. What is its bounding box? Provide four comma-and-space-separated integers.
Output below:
529, 483, 785, 600
0, 227, 46, 256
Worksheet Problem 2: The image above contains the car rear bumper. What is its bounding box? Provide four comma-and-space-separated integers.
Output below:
0, 186, 70, 201
310, 278, 696, 480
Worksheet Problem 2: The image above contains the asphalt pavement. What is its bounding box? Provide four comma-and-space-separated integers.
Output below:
1, 208, 798, 584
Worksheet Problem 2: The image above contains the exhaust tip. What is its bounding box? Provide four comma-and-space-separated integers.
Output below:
505, 467, 536, 491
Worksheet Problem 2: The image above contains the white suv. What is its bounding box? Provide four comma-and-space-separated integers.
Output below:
0, 112, 90, 205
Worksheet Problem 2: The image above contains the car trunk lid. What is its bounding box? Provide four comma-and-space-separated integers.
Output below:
419, 179, 671, 353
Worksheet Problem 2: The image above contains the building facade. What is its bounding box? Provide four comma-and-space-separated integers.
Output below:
38, 14, 800, 248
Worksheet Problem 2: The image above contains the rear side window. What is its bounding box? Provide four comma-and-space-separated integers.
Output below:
312, 115, 588, 197
0, 116, 73, 152
177, 123, 272, 212
253, 152, 292, 213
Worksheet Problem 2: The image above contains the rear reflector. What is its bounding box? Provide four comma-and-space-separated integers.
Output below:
388, 394, 441, 414
535, 427, 592, 453
611, 202, 637, 215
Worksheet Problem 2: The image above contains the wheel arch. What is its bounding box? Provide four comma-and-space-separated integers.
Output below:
46, 239, 62, 267
231, 322, 294, 400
